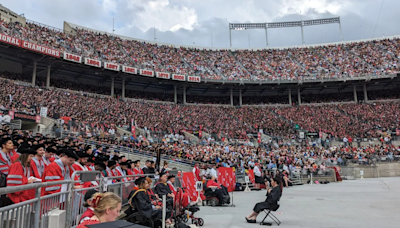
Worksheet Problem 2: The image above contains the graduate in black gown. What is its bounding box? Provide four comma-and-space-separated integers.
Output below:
153, 172, 175, 200
245, 177, 282, 223
128, 177, 172, 226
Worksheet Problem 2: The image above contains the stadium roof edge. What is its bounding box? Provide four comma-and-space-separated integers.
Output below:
64, 21, 400, 51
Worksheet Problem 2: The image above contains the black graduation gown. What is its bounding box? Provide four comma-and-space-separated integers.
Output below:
153, 182, 172, 197
253, 186, 282, 213
131, 189, 162, 220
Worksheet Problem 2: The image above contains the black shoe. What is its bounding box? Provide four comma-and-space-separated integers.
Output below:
245, 217, 256, 223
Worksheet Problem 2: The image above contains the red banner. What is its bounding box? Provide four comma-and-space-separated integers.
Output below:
35, 115, 41, 124
247, 169, 255, 184
181, 172, 204, 202
319, 131, 323, 138
122, 66, 137, 74
188, 76, 201, 83
172, 74, 185, 81
140, 69, 154, 77
0, 34, 21, 47
199, 130, 202, 138
63, 52, 82, 63
156, 72, 170, 79
397, 129, 400, 136
84, 58, 101, 68
217, 167, 236, 192
21, 41, 60, 58
257, 132, 261, 143
104, 62, 120, 71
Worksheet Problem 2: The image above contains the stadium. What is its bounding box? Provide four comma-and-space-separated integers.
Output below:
0, 1, 399, 228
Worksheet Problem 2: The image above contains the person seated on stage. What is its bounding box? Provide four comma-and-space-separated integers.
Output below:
245, 177, 282, 223
205, 175, 230, 205
128, 177, 172, 226
79, 189, 98, 224
77, 192, 122, 228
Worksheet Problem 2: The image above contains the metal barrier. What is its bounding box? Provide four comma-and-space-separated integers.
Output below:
0, 171, 164, 228
0, 180, 70, 228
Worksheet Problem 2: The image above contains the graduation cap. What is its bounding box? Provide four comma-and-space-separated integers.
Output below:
111, 156, 120, 161
46, 147, 58, 154
18, 143, 36, 155
133, 160, 140, 164
119, 162, 129, 166
159, 171, 169, 178
107, 160, 116, 167
19, 147, 37, 155
167, 175, 176, 180
12, 140, 20, 147
0, 137, 12, 146
94, 161, 106, 170
76, 151, 91, 158
86, 220, 149, 228
64, 149, 79, 160
32, 144, 45, 151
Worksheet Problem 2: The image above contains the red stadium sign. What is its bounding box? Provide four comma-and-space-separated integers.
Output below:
21, 41, 60, 58
0, 34, 21, 47
172, 74, 185, 81
188, 76, 201, 83
122, 66, 137, 74
156, 72, 170, 79
63, 53, 82, 63
140, 69, 154, 77
84, 58, 101, 68
104, 62, 120, 71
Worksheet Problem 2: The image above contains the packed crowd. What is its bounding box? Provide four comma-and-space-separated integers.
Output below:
1, 74, 400, 140
1, 19, 400, 81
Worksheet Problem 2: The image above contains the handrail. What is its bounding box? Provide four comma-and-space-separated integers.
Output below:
0, 179, 70, 195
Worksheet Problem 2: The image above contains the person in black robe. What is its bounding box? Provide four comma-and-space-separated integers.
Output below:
128, 177, 172, 226
142, 160, 156, 178
245, 177, 282, 223
153, 172, 174, 199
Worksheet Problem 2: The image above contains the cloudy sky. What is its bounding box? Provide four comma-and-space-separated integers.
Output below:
2, 0, 399, 48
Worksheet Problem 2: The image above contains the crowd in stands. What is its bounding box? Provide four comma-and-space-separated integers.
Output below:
1, 19, 399, 81
2, 73, 400, 141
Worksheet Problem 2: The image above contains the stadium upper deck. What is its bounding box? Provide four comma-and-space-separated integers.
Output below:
1, 10, 399, 82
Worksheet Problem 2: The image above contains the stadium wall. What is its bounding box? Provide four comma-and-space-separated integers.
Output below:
0, 4, 26, 25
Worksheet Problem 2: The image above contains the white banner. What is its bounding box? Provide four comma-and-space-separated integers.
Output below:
188, 76, 201, 83
156, 72, 170, 79
140, 69, 154, 77
172, 74, 185, 81
63, 53, 82, 63
122, 66, 137, 74
40, 107, 48, 117
84, 58, 101, 68
104, 62, 120, 71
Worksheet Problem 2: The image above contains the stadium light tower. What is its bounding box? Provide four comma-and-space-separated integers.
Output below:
229, 17, 343, 48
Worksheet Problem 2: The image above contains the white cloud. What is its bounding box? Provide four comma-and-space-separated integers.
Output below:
102, 0, 118, 14
125, 0, 198, 32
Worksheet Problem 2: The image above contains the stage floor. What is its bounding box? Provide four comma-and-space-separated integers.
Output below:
194, 177, 400, 228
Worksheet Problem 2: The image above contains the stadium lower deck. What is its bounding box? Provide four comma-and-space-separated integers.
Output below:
194, 177, 399, 228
